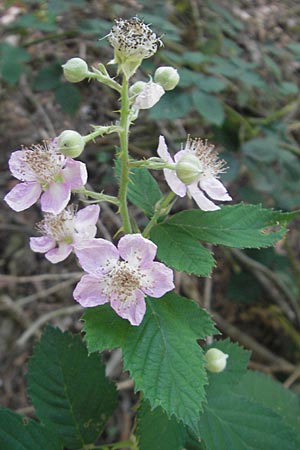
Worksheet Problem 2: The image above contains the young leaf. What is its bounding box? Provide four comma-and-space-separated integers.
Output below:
150, 224, 215, 276
83, 293, 217, 429
0, 409, 62, 450
160, 204, 288, 249
28, 326, 118, 449
136, 401, 186, 450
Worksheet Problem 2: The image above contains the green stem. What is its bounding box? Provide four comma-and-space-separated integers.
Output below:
143, 191, 175, 238
89, 70, 122, 93
73, 188, 119, 205
118, 77, 132, 233
83, 125, 122, 143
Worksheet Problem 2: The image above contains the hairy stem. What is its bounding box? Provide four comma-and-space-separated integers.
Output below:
143, 191, 175, 238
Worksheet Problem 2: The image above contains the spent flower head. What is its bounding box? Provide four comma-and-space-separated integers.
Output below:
30, 205, 100, 264
74, 234, 174, 326
107, 17, 162, 79
157, 135, 232, 211
4, 141, 87, 214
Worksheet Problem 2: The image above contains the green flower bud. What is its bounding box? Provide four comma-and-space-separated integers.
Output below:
205, 348, 228, 373
57, 130, 85, 158
129, 81, 147, 97
154, 66, 180, 91
62, 57, 89, 83
176, 154, 203, 184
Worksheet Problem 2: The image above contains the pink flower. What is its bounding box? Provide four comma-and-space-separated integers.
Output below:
74, 234, 174, 326
4, 142, 87, 214
157, 135, 232, 211
30, 205, 100, 264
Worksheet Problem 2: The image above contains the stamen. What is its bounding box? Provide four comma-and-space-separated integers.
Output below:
36, 206, 76, 241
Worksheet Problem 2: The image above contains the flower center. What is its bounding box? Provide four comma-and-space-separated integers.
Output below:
106, 261, 141, 301
185, 138, 227, 178
108, 17, 162, 59
37, 207, 75, 242
23, 144, 65, 185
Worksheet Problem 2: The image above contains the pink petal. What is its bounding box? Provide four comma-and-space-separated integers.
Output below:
157, 135, 173, 164
40, 182, 71, 214
110, 289, 146, 326
8, 150, 36, 181
30, 236, 55, 253
141, 262, 174, 297
75, 239, 119, 275
187, 183, 220, 211
73, 274, 108, 307
200, 176, 232, 201
62, 159, 88, 189
45, 242, 73, 263
74, 205, 100, 239
163, 168, 187, 197
4, 182, 42, 211
118, 234, 157, 268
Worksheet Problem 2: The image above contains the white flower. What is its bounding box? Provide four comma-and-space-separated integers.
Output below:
133, 82, 165, 109
157, 135, 232, 211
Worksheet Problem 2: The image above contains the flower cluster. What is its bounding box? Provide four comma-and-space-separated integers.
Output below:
4, 17, 232, 327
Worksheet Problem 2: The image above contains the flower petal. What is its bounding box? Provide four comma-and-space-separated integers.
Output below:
141, 262, 174, 297
30, 236, 56, 253
133, 82, 165, 109
187, 183, 220, 211
156, 135, 173, 163
110, 289, 146, 326
163, 168, 187, 197
73, 274, 108, 307
4, 182, 42, 211
45, 242, 73, 263
62, 159, 88, 189
75, 239, 119, 275
200, 176, 232, 201
74, 205, 100, 240
118, 234, 157, 268
40, 182, 71, 214
8, 150, 36, 181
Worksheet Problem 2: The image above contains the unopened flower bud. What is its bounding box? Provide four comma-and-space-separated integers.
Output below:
57, 130, 85, 158
205, 348, 228, 373
154, 66, 180, 91
133, 82, 165, 109
129, 81, 147, 97
176, 154, 203, 184
62, 58, 89, 83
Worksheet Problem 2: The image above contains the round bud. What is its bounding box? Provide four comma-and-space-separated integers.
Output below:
176, 154, 203, 184
57, 130, 85, 158
154, 66, 180, 91
129, 81, 147, 97
204, 348, 229, 373
62, 57, 89, 83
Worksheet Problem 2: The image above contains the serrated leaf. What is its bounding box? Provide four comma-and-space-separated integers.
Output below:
234, 371, 300, 432
192, 91, 225, 126
149, 91, 193, 120
137, 401, 186, 450
0, 409, 62, 450
127, 167, 163, 217
84, 293, 217, 429
28, 326, 118, 449
150, 223, 215, 276
198, 393, 300, 450
55, 83, 81, 116
162, 204, 288, 248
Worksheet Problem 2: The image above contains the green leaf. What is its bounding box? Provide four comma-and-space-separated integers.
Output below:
55, 83, 81, 116
192, 91, 225, 126
161, 204, 288, 248
150, 223, 215, 276
127, 167, 163, 217
83, 293, 217, 429
0, 409, 62, 450
28, 326, 118, 449
149, 91, 193, 120
33, 63, 62, 91
242, 137, 280, 163
115, 161, 163, 217
234, 371, 300, 433
137, 401, 186, 450
198, 392, 300, 450
0, 43, 30, 84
